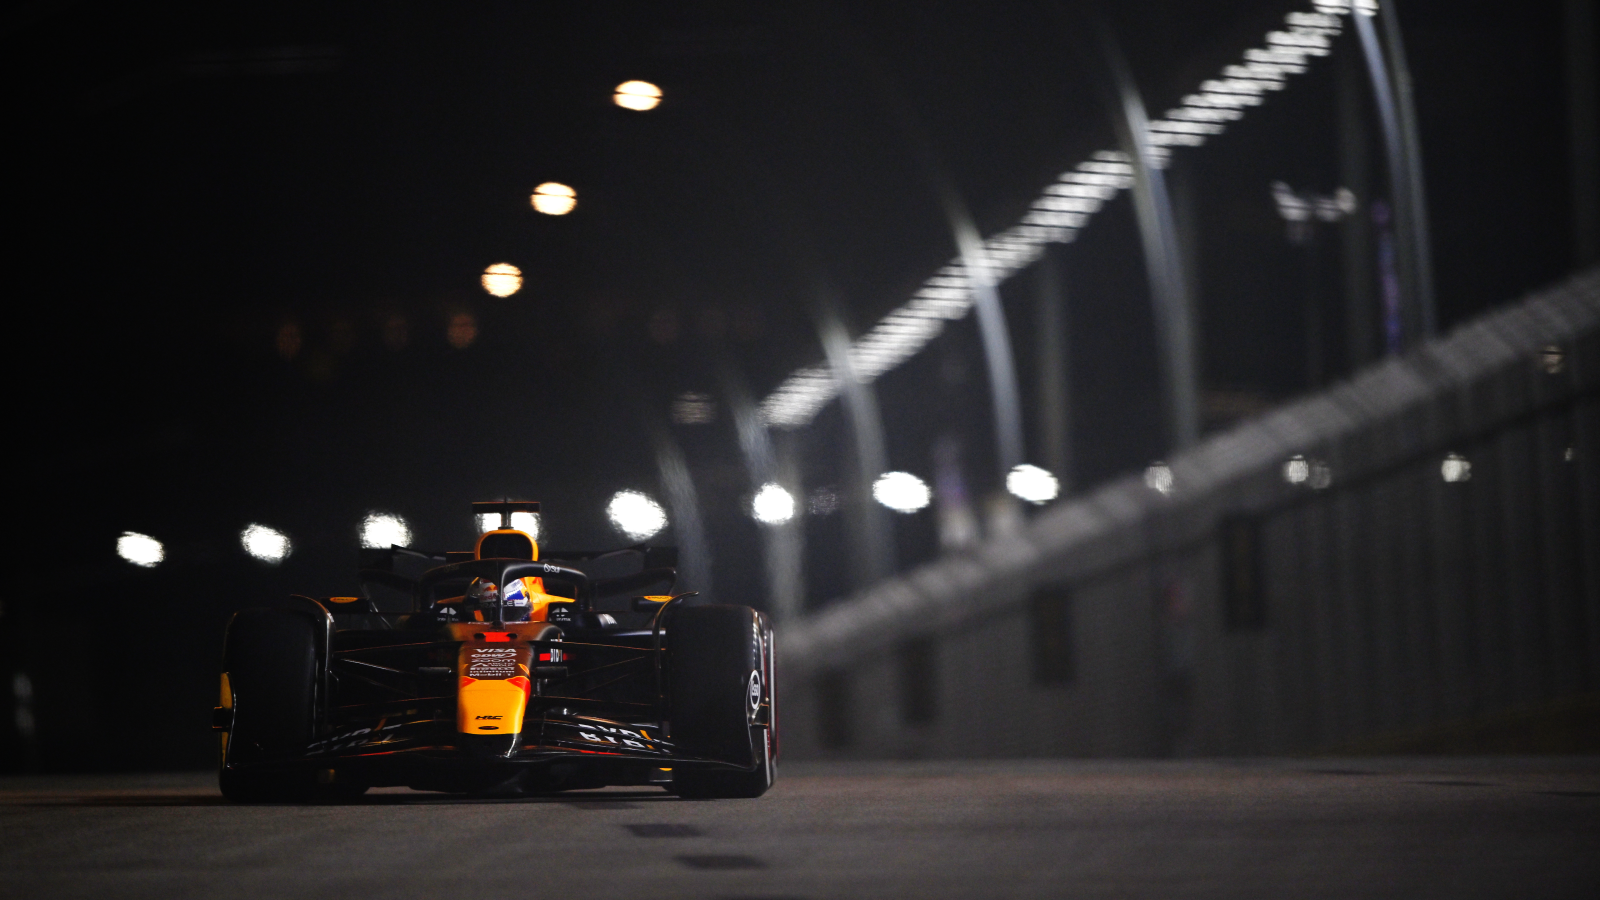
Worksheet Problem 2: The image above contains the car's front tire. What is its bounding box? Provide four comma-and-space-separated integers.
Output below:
666, 604, 775, 799
219, 608, 362, 803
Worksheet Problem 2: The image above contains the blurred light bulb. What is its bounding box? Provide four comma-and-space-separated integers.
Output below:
482, 263, 522, 298
1441, 453, 1471, 483
1006, 464, 1059, 504
241, 524, 291, 564
1540, 344, 1565, 374
608, 490, 667, 541
751, 483, 796, 525
1283, 455, 1311, 484
117, 532, 164, 568
446, 311, 479, 348
873, 471, 931, 513
670, 391, 716, 424
613, 80, 661, 111
360, 512, 411, 549
1144, 462, 1174, 495
531, 182, 576, 215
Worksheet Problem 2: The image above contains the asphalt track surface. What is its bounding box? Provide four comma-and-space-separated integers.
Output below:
3, 759, 1597, 899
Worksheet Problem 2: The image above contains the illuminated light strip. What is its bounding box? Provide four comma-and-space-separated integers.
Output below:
1224, 63, 1291, 83
1186, 92, 1263, 110
1200, 78, 1273, 96
1044, 182, 1120, 198
1167, 106, 1243, 123
1149, 120, 1225, 136
1243, 48, 1311, 72
758, 2, 1358, 428
1286, 11, 1343, 33
1078, 160, 1135, 175
1267, 30, 1333, 54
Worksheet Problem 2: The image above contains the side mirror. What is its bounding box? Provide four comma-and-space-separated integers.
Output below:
631, 595, 671, 612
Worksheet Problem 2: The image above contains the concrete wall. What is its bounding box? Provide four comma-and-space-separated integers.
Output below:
778, 269, 1600, 759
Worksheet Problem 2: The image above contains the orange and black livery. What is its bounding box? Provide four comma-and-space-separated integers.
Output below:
214, 500, 777, 801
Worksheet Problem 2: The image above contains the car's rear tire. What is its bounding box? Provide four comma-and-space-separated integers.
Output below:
219, 608, 358, 803
666, 604, 775, 799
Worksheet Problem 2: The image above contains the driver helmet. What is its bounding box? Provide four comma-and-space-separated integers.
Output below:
464, 577, 534, 623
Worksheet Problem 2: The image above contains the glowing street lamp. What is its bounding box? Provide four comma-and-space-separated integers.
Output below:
613, 80, 662, 111
531, 182, 577, 216
751, 483, 796, 525
872, 471, 931, 513
481, 263, 522, 298
608, 490, 667, 541
117, 532, 164, 568
360, 512, 412, 549
241, 524, 292, 564
1006, 464, 1059, 504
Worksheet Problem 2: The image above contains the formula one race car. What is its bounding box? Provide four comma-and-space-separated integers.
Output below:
214, 501, 776, 801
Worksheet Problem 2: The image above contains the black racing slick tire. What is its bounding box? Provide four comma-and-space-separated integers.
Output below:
219, 608, 358, 803
666, 604, 775, 799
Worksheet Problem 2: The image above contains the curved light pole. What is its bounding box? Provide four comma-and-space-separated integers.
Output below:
1097, 25, 1201, 451
651, 429, 712, 602
1354, 3, 1435, 346
951, 218, 1027, 476
818, 308, 895, 586
723, 370, 806, 622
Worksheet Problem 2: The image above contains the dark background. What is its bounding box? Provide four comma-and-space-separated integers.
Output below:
8, 0, 1592, 770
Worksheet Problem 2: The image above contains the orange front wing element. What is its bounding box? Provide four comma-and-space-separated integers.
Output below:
456, 640, 534, 735
456, 676, 532, 734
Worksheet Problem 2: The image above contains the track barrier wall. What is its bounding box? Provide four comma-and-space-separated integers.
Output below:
777, 269, 1600, 758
